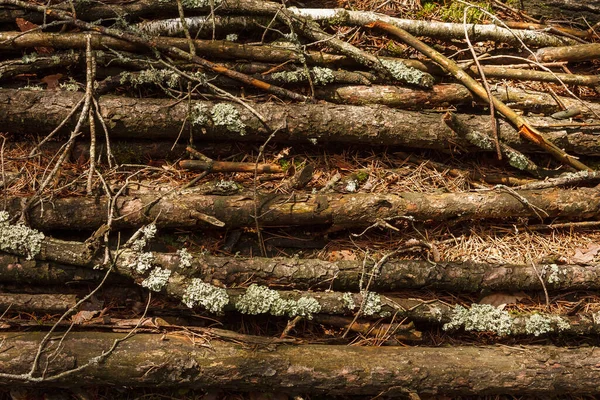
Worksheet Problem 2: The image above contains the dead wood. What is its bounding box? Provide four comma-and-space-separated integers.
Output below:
5, 241, 600, 293
0, 293, 76, 314
4, 186, 600, 231
2, 332, 600, 395
534, 43, 600, 62
2, 89, 599, 155
515, 0, 600, 24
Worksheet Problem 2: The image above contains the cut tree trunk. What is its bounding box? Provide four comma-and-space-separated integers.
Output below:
2, 332, 600, 395
2, 89, 599, 155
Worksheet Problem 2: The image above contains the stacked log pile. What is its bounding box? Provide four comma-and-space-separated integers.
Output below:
1, 0, 600, 398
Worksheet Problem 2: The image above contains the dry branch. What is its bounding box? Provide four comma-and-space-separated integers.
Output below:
2, 332, 600, 395
5, 244, 600, 293
4, 186, 600, 231
366, 20, 592, 171
2, 89, 599, 155
534, 43, 600, 62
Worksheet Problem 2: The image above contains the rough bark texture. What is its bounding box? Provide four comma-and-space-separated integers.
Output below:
6, 244, 600, 293
518, 0, 600, 23
2, 89, 599, 155
2, 332, 600, 395
5, 186, 600, 231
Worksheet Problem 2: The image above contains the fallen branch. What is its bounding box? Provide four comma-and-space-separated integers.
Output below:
366, 20, 592, 171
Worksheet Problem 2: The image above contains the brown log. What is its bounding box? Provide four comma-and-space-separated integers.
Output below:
2, 89, 600, 155
4, 186, 600, 231
2, 332, 600, 395
0, 293, 76, 314
515, 0, 600, 24
534, 43, 600, 63
179, 160, 283, 173
5, 239, 600, 292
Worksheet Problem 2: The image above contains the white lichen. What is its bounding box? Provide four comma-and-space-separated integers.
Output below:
235, 284, 321, 319
190, 103, 210, 126
311, 67, 335, 85
345, 179, 358, 193
429, 306, 443, 322
211, 103, 246, 135
130, 251, 155, 273
272, 70, 306, 83
0, 211, 45, 260
361, 291, 382, 316
215, 179, 239, 192
380, 59, 432, 87
182, 278, 229, 313
141, 267, 172, 292
443, 304, 513, 336
177, 248, 193, 268
525, 313, 570, 336
543, 264, 565, 284
225, 33, 238, 42
59, 78, 80, 92
342, 292, 356, 310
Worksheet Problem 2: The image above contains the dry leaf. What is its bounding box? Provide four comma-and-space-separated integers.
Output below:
479, 292, 527, 308
328, 250, 357, 262
71, 310, 99, 324
15, 18, 54, 54
40, 73, 63, 90
572, 244, 600, 264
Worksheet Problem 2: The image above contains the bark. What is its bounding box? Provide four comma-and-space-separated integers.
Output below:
0, 254, 105, 285
289, 7, 577, 47
2, 89, 600, 155
2, 332, 600, 395
472, 65, 600, 87
0, 31, 444, 75
516, 0, 600, 24
0, 293, 76, 314
5, 185, 600, 231
6, 241, 600, 292
534, 43, 600, 63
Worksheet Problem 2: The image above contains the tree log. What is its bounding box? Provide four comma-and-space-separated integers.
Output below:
6, 242, 600, 293
2, 332, 600, 395
4, 185, 600, 231
2, 89, 599, 155
516, 0, 600, 24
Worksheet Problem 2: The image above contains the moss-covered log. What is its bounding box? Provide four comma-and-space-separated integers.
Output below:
3, 332, 600, 395
1, 89, 599, 155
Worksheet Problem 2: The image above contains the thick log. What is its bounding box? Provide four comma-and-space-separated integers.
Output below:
516, 0, 600, 24
4, 186, 600, 231
0, 293, 76, 314
2, 332, 600, 395
534, 43, 600, 63
2, 89, 599, 155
